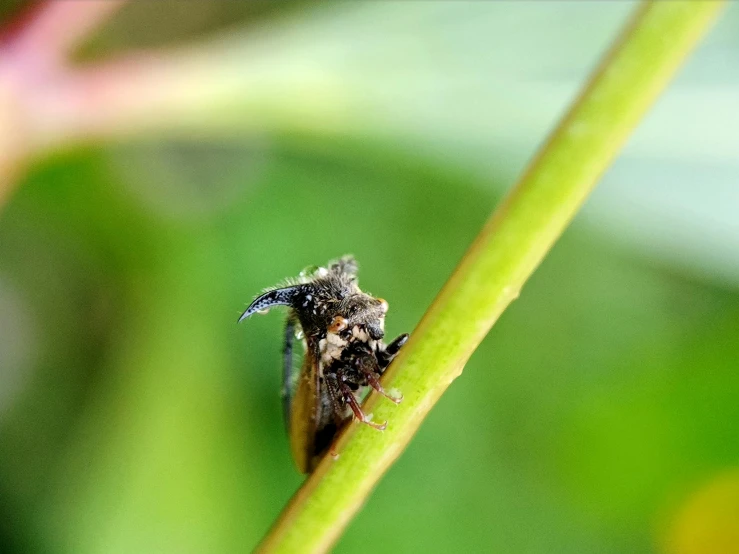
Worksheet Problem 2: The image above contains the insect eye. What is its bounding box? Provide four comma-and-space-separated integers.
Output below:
377, 298, 389, 315
328, 316, 348, 333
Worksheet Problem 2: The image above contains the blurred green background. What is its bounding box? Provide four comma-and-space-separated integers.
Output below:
1, 2, 738, 553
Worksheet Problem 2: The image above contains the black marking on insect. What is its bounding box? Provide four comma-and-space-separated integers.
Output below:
238, 255, 409, 473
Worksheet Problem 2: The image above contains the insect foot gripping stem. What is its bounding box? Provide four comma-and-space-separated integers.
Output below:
359, 354, 403, 404
333, 370, 388, 431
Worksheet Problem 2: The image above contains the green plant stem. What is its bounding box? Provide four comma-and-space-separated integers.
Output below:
257, 1, 723, 552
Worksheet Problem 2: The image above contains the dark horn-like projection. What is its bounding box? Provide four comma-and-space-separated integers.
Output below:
238, 286, 302, 322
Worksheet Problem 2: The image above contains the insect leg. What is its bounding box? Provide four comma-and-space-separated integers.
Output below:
323, 375, 349, 461
335, 369, 387, 430
323, 372, 346, 426
282, 312, 299, 430
377, 333, 409, 371
359, 356, 403, 404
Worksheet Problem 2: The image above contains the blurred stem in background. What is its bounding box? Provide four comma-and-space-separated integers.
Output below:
256, 1, 724, 553
0, 0, 126, 205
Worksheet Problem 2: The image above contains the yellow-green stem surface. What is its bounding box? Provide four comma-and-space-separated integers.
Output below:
257, 2, 724, 552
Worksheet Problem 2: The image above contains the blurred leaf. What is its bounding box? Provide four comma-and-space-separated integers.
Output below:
663, 470, 739, 554
1, 134, 738, 552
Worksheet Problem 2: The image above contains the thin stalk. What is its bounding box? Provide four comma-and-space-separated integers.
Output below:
256, 1, 724, 552
0, 0, 127, 207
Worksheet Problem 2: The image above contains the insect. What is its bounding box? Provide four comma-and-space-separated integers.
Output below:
238, 256, 409, 473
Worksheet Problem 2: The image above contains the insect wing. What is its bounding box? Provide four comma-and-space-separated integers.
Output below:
288, 349, 320, 473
